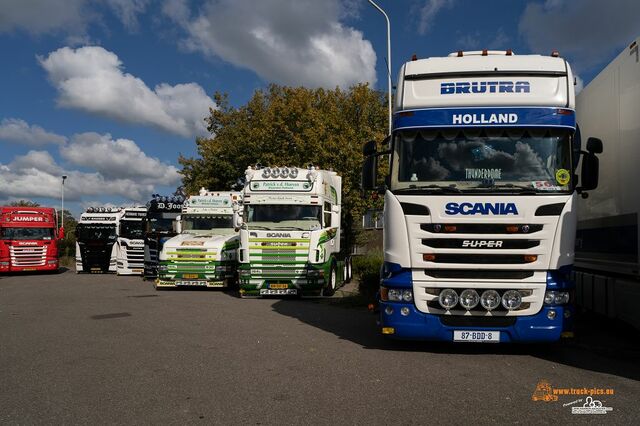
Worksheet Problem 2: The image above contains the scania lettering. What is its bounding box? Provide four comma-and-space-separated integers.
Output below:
143, 195, 184, 278
116, 206, 147, 275
76, 207, 121, 273
238, 166, 352, 297
156, 189, 241, 288
445, 202, 518, 215
362, 49, 601, 342
0, 207, 62, 273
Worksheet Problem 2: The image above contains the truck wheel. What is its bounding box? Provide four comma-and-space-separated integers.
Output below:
323, 263, 337, 297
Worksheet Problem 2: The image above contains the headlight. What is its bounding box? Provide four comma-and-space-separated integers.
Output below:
48, 260, 57, 265
290, 168, 298, 178
480, 290, 501, 311
281, 167, 289, 178
158, 265, 168, 272
0, 261, 9, 266
459, 289, 479, 310
438, 289, 458, 309
239, 269, 250, 277
388, 288, 413, 302
544, 291, 570, 305
271, 167, 281, 178
502, 290, 522, 310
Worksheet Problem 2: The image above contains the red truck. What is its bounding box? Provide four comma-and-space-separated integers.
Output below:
0, 207, 63, 273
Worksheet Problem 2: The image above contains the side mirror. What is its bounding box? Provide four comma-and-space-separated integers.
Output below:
586, 137, 603, 154
362, 155, 378, 191
174, 215, 182, 233
233, 211, 244, 230
579, 153, 599, 192
363, 140, 377, 156
58, 227, 65, 240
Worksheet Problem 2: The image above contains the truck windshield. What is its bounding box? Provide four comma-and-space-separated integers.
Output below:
119, 220, 145, 239
76, 224, 117, 241
182, 214, 233, 232
0, 227, 54, 240
245, 205, 322, 231
392, 128, 572, 192
146, 213, 179, 233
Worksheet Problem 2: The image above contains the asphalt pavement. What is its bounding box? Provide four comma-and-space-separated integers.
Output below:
1, 270, 639, 424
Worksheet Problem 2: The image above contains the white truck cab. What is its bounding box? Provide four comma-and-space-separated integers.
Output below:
363, 50, 600, 342
239, 166, 351, 297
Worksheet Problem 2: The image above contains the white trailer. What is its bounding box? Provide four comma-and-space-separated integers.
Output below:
575, 37, 640, 329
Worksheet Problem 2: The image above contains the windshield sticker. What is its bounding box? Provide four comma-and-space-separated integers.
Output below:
555, 169, 571, 186
532, 181, 562, 191
465, 168, 502, 180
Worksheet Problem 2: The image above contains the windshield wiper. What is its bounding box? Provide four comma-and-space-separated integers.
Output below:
272, 226, 306, 231
473, 183, 537, 194
248, 225, 272, 230
395, 184, 462, 193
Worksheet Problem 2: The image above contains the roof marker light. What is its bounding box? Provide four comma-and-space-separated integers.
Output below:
482, 49, 488, 56
506, 49, 513, 56
551, 50, 560, 57
457, 50, 463, 57
411, 54, 417, 61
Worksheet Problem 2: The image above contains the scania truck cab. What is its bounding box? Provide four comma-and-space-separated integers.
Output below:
156, 189, 241, 288
116, 206, 147, 275
0, 207, 62, 273
238, 166, 351, 297
362, 50, 600, 342
143, 195, 184, 279
76, 207, 122, 273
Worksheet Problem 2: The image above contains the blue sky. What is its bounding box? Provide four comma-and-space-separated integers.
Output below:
1, 0, 638, 216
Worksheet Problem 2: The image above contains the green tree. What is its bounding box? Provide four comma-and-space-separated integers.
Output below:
56, 209, 77, 259
179, 84, 388, 246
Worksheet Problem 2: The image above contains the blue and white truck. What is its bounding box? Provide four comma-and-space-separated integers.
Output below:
362, 50, 601, 342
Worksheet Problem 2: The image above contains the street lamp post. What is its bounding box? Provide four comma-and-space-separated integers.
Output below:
61, 175, 67, 229
368, 0, 392, 136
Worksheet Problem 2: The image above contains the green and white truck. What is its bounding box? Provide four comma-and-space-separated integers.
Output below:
156, 189, 242, 289
238, 166, 351, 297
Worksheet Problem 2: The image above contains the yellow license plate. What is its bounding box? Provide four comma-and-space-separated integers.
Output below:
183, 274, 198, 279
270, 283, 288, 289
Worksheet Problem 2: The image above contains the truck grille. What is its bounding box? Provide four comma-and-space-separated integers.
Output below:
125, 247, 145, 268
10, 246, 47, 267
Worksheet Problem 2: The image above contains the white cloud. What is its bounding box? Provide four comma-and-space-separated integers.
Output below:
39, 46, 216, 137
0, 0, 150, 38
60, 132, 180, 184
519, 0, 640, 71
0, 118, 67, 146
1, 132, 181, 203
166, 0, 376, 89
417, 0, 455, 35
104, 0, 150, 31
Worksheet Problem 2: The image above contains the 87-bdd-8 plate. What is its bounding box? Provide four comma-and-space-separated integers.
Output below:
453, 330, 500, 343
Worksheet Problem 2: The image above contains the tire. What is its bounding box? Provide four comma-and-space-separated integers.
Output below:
323, 263, 337, 297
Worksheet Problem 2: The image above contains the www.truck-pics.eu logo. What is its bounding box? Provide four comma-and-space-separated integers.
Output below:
445, 202, 519, 215
441, 81, 530, 94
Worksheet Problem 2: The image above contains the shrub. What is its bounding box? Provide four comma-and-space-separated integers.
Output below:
352, 252, 383, 302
